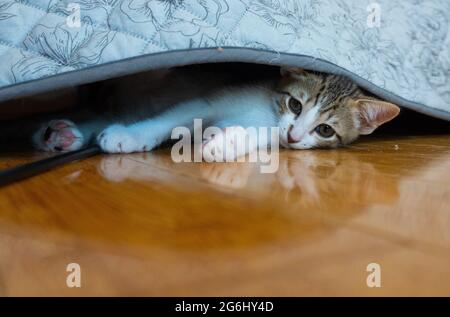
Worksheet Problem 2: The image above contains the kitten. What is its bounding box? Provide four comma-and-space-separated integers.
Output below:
31, 66, 400, 160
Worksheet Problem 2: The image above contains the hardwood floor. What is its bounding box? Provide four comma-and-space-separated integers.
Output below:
0, 134, 450, 296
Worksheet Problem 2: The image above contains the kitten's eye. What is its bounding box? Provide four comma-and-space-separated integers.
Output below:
315, 124, 335, 138
287, 97, 303, 115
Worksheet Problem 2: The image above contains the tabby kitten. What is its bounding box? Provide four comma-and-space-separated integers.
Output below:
32, 66, 400, 160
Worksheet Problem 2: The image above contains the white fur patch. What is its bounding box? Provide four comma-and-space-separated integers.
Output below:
98, 124, 155, 153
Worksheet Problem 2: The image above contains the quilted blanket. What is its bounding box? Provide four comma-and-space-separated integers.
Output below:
0, 0, 449, 120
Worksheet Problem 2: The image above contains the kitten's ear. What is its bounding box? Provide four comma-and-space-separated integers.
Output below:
280, 67, 308, 79
355, 99, 400, 135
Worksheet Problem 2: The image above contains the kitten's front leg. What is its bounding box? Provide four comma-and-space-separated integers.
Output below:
98, 99, 210, 153
97, 124, 162, 153
202, 126, 258, 162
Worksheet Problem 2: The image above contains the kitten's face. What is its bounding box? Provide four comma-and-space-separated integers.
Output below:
276, 68, 400, 149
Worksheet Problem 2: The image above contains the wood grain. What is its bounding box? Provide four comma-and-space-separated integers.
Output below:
0, 134, 450, 296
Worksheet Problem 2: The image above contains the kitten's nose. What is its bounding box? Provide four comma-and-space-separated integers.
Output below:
287, 125, 299, 144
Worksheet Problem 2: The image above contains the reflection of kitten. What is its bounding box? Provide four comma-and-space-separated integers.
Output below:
32, 66, 399, 159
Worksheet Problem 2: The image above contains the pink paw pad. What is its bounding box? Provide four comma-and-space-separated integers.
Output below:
42, 120, 82, 152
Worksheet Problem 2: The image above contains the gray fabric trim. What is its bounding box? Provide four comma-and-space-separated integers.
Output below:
1, 47, 449, 121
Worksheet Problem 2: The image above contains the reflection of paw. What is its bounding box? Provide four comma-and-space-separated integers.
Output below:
201, 163, 251, 189
98, 155, 132, 182
98, 153, 161, 182
202, 126, 248, 162
97, 125, 147, 153
33, 119, 83, 152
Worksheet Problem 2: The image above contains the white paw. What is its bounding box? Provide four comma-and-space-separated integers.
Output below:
97, 125, 148, 153
33, 119, 84, 152
202, 126, 248, 162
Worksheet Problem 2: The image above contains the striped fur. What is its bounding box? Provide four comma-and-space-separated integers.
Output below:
276, 68, 399, 149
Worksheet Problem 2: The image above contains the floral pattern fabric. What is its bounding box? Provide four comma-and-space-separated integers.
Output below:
0, 0, 449, 117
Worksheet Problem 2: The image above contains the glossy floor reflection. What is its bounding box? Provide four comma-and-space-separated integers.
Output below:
0, 135, 450, 295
